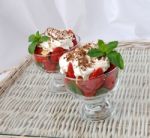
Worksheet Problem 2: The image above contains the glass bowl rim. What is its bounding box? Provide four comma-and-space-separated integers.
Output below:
32, 51, 65, 57
32, 43, 80, 57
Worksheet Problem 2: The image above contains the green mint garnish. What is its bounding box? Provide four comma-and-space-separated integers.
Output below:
68, 80, 82, 95
96, 88, 109, 96
87, 48, 104, 57
87, 40, 124, 69
28, 31, 49, 54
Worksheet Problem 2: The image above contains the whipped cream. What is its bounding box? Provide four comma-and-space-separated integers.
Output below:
59, 43, 110, 80
50, 37, 73, 49
39, 41, 52, 52
39, 28, 75, 52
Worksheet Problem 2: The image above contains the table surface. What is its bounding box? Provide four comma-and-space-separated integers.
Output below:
0, 46, 150, 138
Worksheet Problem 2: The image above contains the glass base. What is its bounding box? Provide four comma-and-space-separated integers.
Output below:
80, 98, 115, 121
49, 73, 67, 94
50, 83, 67, 94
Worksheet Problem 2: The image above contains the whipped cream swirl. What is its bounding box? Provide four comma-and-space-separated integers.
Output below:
39, 28, 75, 52
59, 43, 110, 80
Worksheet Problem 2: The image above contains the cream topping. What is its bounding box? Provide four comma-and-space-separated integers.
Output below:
38, 28, 75, 52
59, 43, 110, 80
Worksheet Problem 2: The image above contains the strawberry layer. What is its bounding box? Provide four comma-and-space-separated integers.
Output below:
65, 66, 118, 97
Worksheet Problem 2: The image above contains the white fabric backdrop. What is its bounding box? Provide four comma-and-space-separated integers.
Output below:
1, 0, 150, 71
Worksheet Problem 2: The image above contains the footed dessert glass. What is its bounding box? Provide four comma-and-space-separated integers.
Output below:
32, 51, 66, 93
65, 67, 119, 121
32, 36, 80, 94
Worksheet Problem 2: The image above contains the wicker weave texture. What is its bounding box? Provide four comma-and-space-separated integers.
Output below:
0, 44, 150, 138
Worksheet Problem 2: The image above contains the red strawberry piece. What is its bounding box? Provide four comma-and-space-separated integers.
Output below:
105, 64, 116, 73
34, 47, 48, 63
72, 38, 77, 46
50, 53, 59, 63
50, 47, 66, 63
82, 89, 97, 97
77, 71, 105, 97
77, 80, 97, 97
104, 68, 118, 90
53, 47, 65, 53
77, 78, 105, 97
66, 62, 75, 78
67, 29, 77, 46
43, 60, 57, 72
34, 47, 43, 54
89, 68, 103, 79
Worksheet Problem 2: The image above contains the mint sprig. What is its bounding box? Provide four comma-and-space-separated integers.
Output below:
28, 31, 49, 54
87, 40, 124, 69
87, 48, 104, 57
67, 80, 82, 95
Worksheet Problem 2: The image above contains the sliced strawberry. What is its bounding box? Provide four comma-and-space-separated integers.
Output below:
43, 60, 56, 72
53, 47, 65, 53
51, 47, 66, 63
72, 38, 77, 46
89, 68, 103, 79
34, 47, 43, 54
104, 68, 118, 90
74, 68, 105, 97
105, 64, 116, 73
82, 89, 97, 97
77, 75, 105, 97
50, 53, 59, 63
34, 47, 48, 63
67, 29, 77, 46
66, 62, 75, 78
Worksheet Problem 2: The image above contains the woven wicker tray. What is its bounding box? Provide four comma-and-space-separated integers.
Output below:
0, 41, 150, 138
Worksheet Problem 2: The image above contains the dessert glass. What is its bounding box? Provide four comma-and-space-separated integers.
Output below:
32, 35, 80, 94
64, 67, 119, 121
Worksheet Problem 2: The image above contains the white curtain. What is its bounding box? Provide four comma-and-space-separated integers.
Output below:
1, 0, 150, 70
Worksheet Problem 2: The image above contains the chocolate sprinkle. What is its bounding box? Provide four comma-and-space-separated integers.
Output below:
44, 28, 73, 40
65, 43, 97, 71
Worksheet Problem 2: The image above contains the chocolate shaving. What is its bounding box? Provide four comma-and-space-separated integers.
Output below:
45, 28, 73, 40
65, 43, 97, 71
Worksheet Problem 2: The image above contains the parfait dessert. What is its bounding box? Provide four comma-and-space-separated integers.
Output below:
28, 28, 79, 72
59, 40, 124, 120
28, 28, 79, 93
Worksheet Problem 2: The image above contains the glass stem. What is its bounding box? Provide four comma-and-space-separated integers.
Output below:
81, 96, 114, 121
49, 73, 67, 94
53, 73, 64, 87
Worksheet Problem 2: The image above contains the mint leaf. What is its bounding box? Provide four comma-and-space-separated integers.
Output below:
36, 31, 40, 37
96, 88, 109, 96
107, 41, 118, 53
87, 39, 124, 70
107, 51, 124, 69
28, 34, 36, 42
28, 41, 38, 54
68, 80, 82, 95
87, 48, 104, 57
35, 31, 41, 41
97, 40, 107, 52
28, 31, 49, 54
98, 40, 104, 47
40, 36, 49, 42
